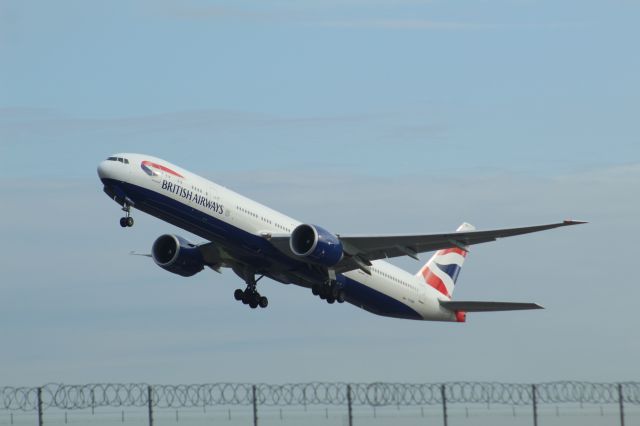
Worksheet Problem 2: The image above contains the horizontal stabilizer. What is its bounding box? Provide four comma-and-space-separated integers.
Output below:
440, 300, 543, 312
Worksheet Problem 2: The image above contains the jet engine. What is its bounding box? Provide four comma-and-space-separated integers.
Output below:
152, 234, 205, 277
290, 224, 343, 267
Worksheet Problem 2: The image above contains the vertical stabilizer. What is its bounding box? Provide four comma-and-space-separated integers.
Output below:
416, 222, 475, 298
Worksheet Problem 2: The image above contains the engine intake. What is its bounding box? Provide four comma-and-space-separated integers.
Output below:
152, 234, 204, 277
290, 224, 343, 267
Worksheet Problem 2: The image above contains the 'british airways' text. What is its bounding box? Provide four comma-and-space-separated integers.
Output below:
161, 180, 224, 215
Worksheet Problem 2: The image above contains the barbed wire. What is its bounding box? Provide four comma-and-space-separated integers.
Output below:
1, 382, 638, 411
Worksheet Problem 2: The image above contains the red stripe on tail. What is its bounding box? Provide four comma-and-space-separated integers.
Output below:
422, 267, 451, 297
438, 247, 468, 257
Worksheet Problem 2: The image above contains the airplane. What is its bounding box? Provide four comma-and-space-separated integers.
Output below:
97, 153, 585, 322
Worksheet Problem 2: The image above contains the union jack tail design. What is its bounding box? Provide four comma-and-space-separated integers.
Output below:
416, 222, 475, 298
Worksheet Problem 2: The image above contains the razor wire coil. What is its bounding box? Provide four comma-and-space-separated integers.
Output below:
2, 382, 639, 411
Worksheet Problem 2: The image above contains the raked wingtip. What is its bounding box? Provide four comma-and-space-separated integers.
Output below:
563, 219, 588, 225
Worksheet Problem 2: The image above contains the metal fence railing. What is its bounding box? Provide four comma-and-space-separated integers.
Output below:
1, 382, 638, 426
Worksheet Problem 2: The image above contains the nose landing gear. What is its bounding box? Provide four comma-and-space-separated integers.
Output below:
119, 202, 134, 228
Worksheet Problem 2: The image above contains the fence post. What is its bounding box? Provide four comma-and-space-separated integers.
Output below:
37, 387, 43, 426
618, 383, 625, 426
252, 385, 258, 426
441, 384, 448, 426
147, 385, 153, 426
532, 384, 538, 426
347, 384, 353, 426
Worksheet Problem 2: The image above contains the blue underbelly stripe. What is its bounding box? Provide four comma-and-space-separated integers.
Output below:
339, 276, 423, 320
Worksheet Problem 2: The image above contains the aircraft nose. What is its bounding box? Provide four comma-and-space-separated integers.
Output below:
97, 160, 112, 180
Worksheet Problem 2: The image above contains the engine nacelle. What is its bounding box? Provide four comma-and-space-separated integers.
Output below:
152, 234, 204, 277
290, 224, 344, 267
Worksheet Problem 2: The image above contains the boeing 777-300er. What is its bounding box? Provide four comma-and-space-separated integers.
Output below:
97, 154, 585, 322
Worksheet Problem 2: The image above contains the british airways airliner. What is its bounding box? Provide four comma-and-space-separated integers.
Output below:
98, 154, 584, 322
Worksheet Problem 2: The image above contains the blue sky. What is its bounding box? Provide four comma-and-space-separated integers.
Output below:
1, 0, 639, 386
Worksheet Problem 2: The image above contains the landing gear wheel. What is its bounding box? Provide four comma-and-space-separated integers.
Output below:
118, 201, 134, 228
236, 270, 269, 310
259, 296, 268, 308
234, 289, 244, 301
331, 285, 341, 299
314, 279, 343, 305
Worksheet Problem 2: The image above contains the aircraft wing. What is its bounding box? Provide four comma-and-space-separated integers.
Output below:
334, 220, 585, 273
266, 220, 585, 274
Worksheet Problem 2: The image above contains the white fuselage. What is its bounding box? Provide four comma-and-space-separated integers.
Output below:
98, 153, 457, 321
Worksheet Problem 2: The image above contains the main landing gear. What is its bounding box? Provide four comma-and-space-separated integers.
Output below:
234, 274, 268, 309
119, 202, 134, 228
312, 280, 345, 305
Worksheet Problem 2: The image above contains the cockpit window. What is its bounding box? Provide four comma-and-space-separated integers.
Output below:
106, 156, 129, 164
